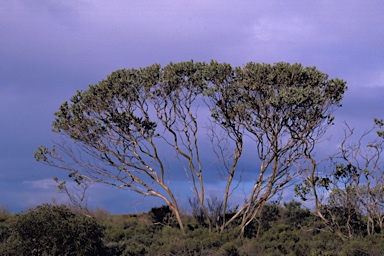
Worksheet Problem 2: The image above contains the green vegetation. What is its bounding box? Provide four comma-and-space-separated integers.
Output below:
0, 204, 106, 255
1, 202, 384, 255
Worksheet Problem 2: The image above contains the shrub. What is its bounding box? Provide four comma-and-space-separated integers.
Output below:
340, 235, 384, 256
1, 204, 106, 255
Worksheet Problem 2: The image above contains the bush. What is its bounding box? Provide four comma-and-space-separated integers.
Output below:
1, 204, 106, 255
340, 235, 384, 256
103, 213, 156, 255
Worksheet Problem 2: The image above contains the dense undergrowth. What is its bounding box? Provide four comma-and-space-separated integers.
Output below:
0, 202, 383, 255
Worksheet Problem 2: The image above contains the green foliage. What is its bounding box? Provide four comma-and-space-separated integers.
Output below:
219, 240, 241, 256
1, 204, 106, 255
149, 205, 174, 228
238, 222, 343, 256
374, 118, 384, 137
149, 226, 239, 256
340, 235, 384, 256
0, 206, 10, 251
252, 202, 282, 236
3, 201, 384, 255
283, 201, 311, 227
103, 213, 156, 255
98, 201, 355, 255
208, 62, 347, 131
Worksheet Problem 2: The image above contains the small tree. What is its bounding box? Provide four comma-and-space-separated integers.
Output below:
296, 119, 384, 240
2, 204, 106, 255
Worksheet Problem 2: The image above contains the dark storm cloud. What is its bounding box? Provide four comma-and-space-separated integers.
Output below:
0, 0, 383, 213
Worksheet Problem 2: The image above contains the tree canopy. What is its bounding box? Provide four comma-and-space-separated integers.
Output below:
35, 60, 347, 235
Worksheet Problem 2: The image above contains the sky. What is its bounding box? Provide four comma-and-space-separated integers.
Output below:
0, 0, 383, 214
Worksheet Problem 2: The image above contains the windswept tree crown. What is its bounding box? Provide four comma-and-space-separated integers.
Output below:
35, 60, 347, 234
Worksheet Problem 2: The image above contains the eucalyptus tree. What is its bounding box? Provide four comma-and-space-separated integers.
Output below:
35, 60, 346, 235
35, 61, 210, 233
296, 119, 384, 240
206, 62, 347, 235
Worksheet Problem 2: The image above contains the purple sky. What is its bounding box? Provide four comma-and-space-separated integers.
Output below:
1, 0, 383, 214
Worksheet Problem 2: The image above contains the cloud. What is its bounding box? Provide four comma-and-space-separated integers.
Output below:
23, 178, 58, 190
351, 68, 384, 88
252, 17, 313, 42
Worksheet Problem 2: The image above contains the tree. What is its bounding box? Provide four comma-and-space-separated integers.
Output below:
205, 62, 346, 235
296, 119, 384, 240
36, 61, 206, 233
35, 60, 346, 236
2, 204, 106, 255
